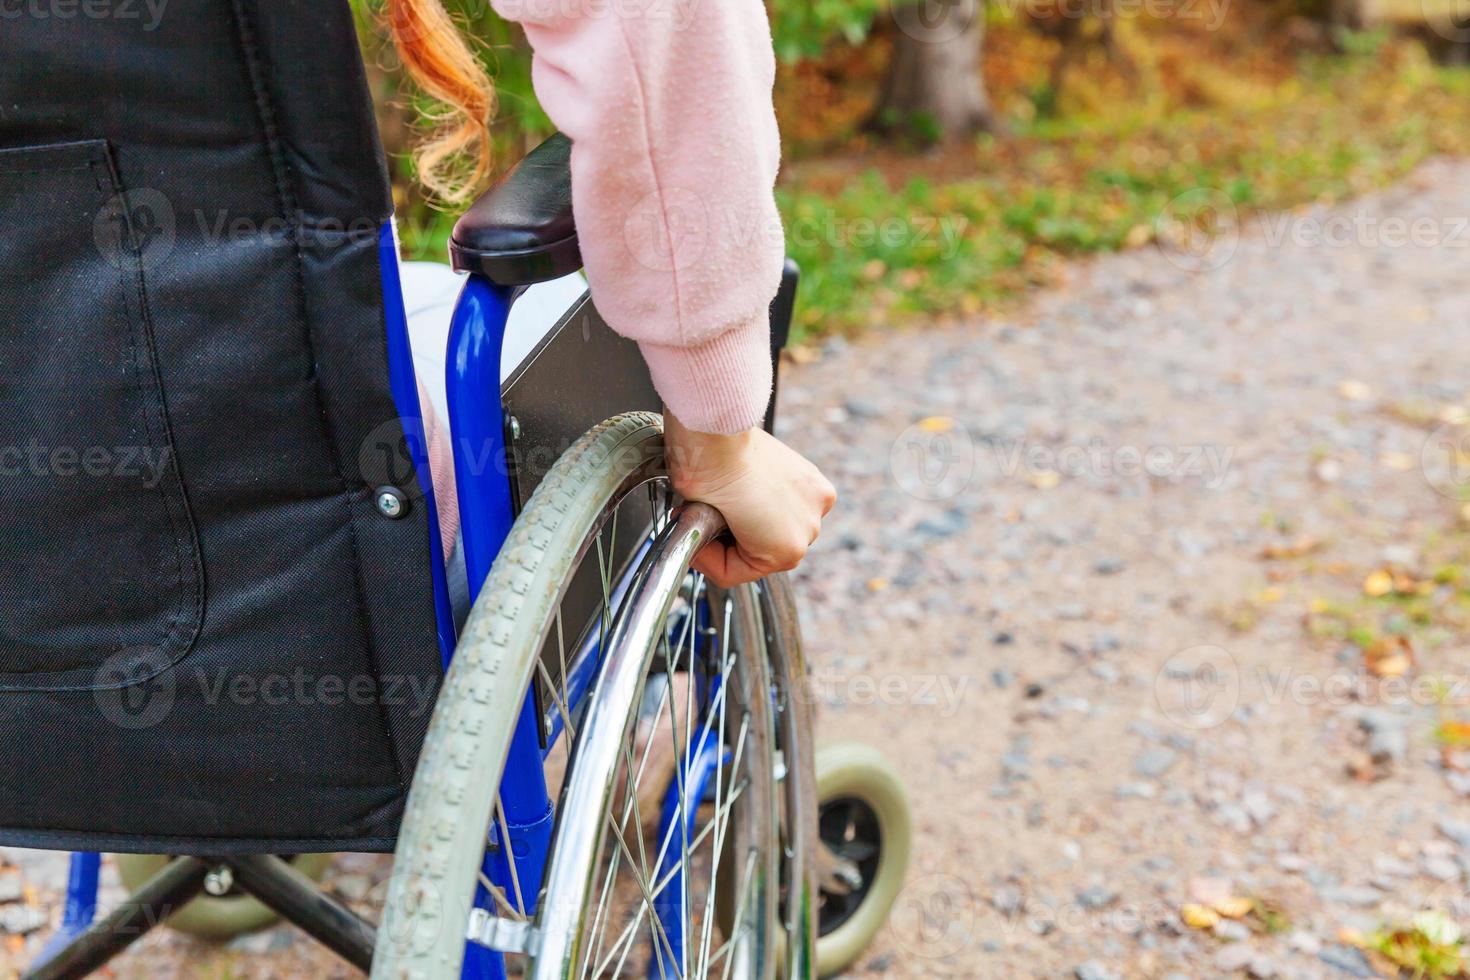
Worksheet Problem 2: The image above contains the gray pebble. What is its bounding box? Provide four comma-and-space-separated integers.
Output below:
1437, 817, 1470, 849
1134, 746, 1178, 779
1214, 944, 1255, 971
1074, 961, 1121, 980
1076, 886, 1117, 910
1318, 886, 1382, 908
1317, 944, 1378, 977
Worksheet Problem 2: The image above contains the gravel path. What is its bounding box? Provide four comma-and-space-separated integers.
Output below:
4, 160, 1469, 979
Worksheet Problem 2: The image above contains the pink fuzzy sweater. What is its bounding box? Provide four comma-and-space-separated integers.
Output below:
492, 0, 786, 434
416, 1, 786, 549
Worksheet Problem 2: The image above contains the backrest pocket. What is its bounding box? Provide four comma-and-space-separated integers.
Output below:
0, 140, 203, 691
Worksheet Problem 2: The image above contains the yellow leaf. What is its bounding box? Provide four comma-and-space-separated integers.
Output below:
1213, 897, 1254, 919
1363, 569, 1394, 597
1366, 636, 1414, 677
1380, 452, 1414, 471
1181, 904, 1220, 929
1258, 587, 1284, 604
1260, 536, 1324, 559
917, 416, 954, 434
1030, 471, 1061, 490
1369, 653, 1412, 678
866, 578, 888, 593
1338, 379, 1373, 401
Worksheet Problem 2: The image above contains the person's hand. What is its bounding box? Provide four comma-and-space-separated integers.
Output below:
664, 411, 836, 588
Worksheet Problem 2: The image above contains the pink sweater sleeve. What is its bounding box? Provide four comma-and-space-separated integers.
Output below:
491, 0, 786, 434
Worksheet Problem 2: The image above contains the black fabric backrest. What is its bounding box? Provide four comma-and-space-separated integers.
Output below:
0, 0, 442, 852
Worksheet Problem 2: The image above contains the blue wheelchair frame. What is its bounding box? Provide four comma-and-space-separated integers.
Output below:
45, 222, 725, 979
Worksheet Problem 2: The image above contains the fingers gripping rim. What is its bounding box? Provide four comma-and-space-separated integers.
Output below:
373, 412, 667, 979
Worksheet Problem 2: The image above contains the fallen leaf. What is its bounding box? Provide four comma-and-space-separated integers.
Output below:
1346, 749, 1381, 782
1365, 636, 1414, 678
1181, 904, 1220, 930
866, 578, 888, 593
1030, 471, 1061, 490
1260, 536, 1324, 560
1214, 896, 1254, 919
1338, 379, 1374, 401
1437, 721, 1470, 747
917, 416, 954, 434
1380, 451, 1415, 471
1363, 569, 1394, 597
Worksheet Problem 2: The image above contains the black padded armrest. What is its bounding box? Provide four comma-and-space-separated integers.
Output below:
450, 132, 582, 286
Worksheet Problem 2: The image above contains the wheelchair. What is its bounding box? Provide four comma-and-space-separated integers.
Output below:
2, 4, 910, 978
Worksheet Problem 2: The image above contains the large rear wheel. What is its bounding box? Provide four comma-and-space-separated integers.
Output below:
373, 413, 814, 979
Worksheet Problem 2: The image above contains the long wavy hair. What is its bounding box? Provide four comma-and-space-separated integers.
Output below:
385, 0, 496, 202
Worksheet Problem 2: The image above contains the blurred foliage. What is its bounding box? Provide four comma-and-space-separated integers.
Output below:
358, 1, 1470, 344
777, 35, 1470, 338
769, 0, 886, 62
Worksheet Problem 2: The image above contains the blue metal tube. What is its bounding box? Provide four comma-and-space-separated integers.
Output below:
445, 273, 555, 979
34, 851, 100, 968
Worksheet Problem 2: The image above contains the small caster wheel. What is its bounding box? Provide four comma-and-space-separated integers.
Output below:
112, 853, 335, 939
813, 742, 911, 977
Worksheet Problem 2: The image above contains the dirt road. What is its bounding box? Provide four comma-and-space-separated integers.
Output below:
5, 160, 1470, 979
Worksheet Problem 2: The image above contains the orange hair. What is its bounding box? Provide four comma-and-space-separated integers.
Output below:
386, 0, 495, 202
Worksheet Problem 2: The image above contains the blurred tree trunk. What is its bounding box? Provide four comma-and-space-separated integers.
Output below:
871, 0, 996, 140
